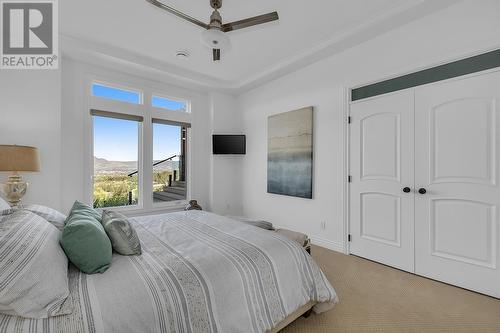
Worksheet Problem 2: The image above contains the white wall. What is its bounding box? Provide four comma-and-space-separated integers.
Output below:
1, 0, 499, 234
61, 58, 211, 214
209, 92, 244, 215
0, 70, 62, 210
237, 0, 500, 252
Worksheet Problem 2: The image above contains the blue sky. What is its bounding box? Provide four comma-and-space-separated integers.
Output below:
152, 96, 186, 111
93, 84, 141, 104
94, 117, 181, 161
153, 123, 181, 161
92, 84, 183, 162
94, 117, 138, 161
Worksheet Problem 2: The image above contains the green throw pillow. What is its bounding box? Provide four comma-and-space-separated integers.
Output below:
60, 201, 112, 274
101, 210, 142, 256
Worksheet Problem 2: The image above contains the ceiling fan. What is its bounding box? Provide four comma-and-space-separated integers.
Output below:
145, 0, 279, 61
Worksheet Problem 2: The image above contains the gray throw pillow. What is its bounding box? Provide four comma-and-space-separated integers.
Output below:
101, 210, 142, 255
227, 216, 275, 230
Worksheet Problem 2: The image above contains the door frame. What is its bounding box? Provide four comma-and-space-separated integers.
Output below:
342, 87, 350, 254
344, 45, 500, 256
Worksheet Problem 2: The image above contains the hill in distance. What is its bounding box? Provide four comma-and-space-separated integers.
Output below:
94, 157, 178, 175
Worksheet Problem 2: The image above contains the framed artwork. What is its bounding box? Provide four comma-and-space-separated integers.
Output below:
267, 107, 313, 199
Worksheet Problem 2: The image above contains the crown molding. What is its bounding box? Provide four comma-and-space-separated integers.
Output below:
61, 0, 459, 95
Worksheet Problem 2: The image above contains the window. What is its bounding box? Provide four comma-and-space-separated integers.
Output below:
92, 111, 142, 208
92, 83, 142, 104
152, 120, 188, 203
89, 81, 192, 212
152, 95, 188, 112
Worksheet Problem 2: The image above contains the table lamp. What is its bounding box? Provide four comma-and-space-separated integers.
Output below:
0, 145, 40, 207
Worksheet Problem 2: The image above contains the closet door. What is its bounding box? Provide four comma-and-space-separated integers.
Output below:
415, 70, 500, 297
349, 90, 415, 272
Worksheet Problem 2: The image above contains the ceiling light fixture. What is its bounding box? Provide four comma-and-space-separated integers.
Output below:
200, 6, 230, 61
201, 28, 230, 51
201, 29, 230, 62
145, 0, 279, 62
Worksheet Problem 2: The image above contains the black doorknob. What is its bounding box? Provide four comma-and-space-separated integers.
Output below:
418, 188, 427, 194
403, 187, 411, 193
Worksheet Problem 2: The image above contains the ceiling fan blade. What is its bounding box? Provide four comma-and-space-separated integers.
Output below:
221, 12, 279, 32
145, 0, 209, 30
213, 49, 221, 61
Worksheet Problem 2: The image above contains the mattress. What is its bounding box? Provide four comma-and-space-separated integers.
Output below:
0, 210, 338, 333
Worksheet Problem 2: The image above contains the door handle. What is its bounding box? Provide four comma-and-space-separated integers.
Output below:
403, 187, 411, 193
418, 188, 427, 195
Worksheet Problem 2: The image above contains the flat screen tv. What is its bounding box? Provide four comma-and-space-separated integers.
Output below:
212, 135, 246, 155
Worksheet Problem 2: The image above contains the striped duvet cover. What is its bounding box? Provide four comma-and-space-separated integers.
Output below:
0, 210, 338, 333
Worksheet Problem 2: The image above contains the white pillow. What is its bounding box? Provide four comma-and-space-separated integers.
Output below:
0, 210, 72, 318
22, 204, 67, 231
0, 197, 9, 211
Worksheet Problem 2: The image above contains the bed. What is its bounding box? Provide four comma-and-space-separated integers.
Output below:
0, 210, 338, 333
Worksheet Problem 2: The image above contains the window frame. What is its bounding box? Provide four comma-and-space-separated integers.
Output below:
85, 77, 193, 214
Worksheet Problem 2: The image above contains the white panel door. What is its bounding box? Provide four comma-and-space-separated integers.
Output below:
350, 91, 415, 272
415, 71, 500, 297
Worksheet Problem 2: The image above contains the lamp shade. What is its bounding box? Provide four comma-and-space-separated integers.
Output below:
0, 145, 40, 172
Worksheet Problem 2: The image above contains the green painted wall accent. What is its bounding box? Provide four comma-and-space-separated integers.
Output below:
351, 49, 500, 101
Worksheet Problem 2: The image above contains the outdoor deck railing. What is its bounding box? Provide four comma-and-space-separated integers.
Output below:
126, 154, 182, 205
127, 154, 178, 177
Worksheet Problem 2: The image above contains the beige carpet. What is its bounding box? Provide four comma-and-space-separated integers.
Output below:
282, 246, 500, 333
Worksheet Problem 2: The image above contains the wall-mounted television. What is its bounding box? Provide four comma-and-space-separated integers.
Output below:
212, 135, 246, 155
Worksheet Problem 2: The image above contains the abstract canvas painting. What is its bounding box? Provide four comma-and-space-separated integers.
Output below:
267, 107, 313, 199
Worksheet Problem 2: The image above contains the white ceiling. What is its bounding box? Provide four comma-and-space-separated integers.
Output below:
60, 0, 457, 91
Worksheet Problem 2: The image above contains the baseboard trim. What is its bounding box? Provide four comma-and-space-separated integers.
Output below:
310, 236, 345, 254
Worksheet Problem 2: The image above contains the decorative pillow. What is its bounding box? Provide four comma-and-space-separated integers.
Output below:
0, 210, 72, 318
227, 216, 275, 230
0, 196, 10, 210
67, 200, 102, 222
60, 201, 112, 274
22, 204, 66, 231
101, 210, 142, 255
